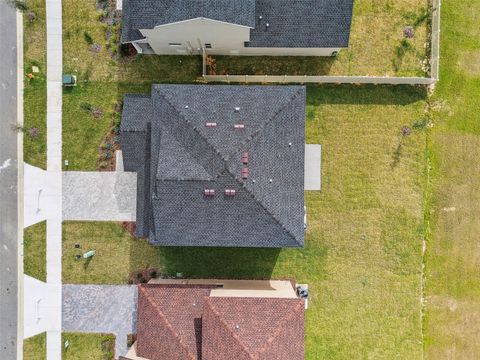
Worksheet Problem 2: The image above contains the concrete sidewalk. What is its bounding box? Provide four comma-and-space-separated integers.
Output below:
23, 275, 62, 339
45, 0, 63, 357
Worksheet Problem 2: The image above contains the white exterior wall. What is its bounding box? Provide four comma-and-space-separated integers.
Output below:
238, 47, 341, 56
137, 18, 341, 57
141, 18, 250, 55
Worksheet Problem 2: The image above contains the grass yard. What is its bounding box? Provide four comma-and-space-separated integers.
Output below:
423, 0, 480, 357
24, 221, 46, 282
62, 0, 202, 170
62, 333, 115, 360
63, 84, 428, 359
24, 0, 47, 168
210, 0, 429, 77
23, 332, 46, 360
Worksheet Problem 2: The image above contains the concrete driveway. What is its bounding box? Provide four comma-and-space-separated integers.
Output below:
62, 285, 138, 358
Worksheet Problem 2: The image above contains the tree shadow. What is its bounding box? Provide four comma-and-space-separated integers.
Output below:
211, 55, 337, 76
159, 246, 281, 279
306, 84, 427, 106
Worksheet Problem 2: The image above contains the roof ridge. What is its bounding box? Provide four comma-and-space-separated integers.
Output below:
235, 87, 303, 156
155, 90, 228, 176
138, 286, 196, 360
225, 88, 304, 245
204, 298, 256, 359
257, 299, 304, 356
227, 172, 299, 246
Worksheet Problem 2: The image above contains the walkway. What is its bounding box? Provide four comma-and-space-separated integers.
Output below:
62, 285, 138, 357
45, 0, 63, 357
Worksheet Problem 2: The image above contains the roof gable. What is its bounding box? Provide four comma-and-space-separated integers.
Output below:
137, 285, 214, 360
202, 297, 305, 360
121, 0, 255, 42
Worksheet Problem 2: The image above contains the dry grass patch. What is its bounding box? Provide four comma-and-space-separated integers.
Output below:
211, 0, 429, 76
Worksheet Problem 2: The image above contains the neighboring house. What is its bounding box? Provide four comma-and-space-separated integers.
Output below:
120, 84, 305, 248
121, 0, 355, 56
122, 279, 305, 360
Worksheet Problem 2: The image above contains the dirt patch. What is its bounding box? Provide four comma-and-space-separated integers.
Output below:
458, 50, 480, 76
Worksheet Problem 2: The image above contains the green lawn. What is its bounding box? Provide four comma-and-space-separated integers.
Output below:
64, 84, 428, 359
23, 332, 46, 360
62, 333, 115, 360
62, 0, 202, 170
24, 221, 46, 282
24, 0, 47, 168
423, 0, 480, 357
210, 0, 429, 77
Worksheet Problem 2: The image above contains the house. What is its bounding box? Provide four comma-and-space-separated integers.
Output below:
120, 84, 306, 248
122, 279, 305, 360
121, 0, 355, 56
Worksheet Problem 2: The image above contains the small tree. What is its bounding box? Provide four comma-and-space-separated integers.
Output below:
7, 0, 28, 12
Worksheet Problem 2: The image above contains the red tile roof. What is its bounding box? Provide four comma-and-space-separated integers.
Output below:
136, 284, 214, 360
136, 284, 304, 360
202, 297, 304, 360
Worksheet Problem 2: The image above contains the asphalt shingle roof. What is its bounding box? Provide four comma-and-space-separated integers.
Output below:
120, 84, 305, 248
121, 0, 354, 47
136, 284, 305, 360
248, 0, 354, 48
121, 0, 256, 42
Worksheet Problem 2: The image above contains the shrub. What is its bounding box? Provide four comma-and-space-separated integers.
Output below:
403, 26, 414, 39
92, 107, 103, 118
80, 102, 93, 112
83, 31, 93, 45
26, 11, 36, 22
28, 127, 39, 139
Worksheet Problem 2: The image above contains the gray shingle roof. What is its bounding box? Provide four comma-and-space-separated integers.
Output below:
248, 0, 354, 48
121, 0, 354, 47
120, 85, 305, 248
121, 0, 256, 42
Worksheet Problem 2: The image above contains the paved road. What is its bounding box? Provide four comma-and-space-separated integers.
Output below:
0, 1, 20, 359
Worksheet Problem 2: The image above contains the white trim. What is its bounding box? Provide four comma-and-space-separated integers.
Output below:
151, 17, 253, 30
16, 9, 25, 360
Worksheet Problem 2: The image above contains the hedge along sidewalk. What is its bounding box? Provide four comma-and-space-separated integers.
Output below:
203, 0, 441, 86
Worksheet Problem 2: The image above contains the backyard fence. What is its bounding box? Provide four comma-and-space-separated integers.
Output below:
202, 0, 441, 86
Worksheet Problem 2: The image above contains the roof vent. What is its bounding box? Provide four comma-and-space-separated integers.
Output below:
266, 23, 270, 29
242, 152, 249, 164
258, 15, 262, 20
234, 107, 241, 112
185, 105, 189, 109
288, 142, 292, 147
204, 189, 215, 196
235, 324, 240, 330
241, 168, 249, 179
225, 189, 236, 196
205, 122, 217, 128
269, 178, 273, 183
234, 124, 245, 130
